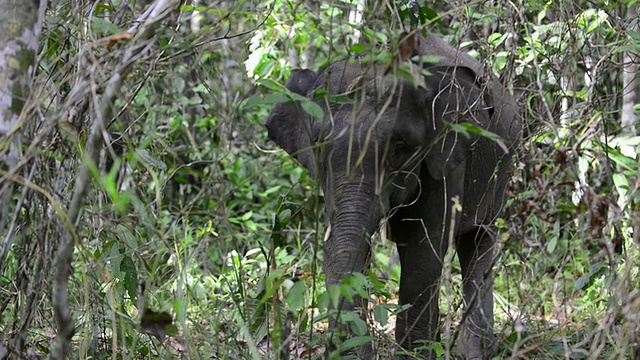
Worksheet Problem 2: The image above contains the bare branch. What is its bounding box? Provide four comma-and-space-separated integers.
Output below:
49, 1, 180, 359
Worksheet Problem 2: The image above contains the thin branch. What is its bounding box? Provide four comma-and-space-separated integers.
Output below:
49, 1, 180, 359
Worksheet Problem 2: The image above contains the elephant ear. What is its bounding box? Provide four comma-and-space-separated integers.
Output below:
423, 66, 490, 179
265, 69, 319, 178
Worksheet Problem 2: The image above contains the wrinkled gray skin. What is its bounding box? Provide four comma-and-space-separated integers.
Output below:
266, 34, 520, 359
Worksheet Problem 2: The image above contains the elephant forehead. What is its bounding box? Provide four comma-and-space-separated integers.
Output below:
322, 61, 421, 96
318, 62, 429, 144
333, 82, 426, 123
322, 108, 388, 138
321, 101, 425, 148
318, 64, 410, 98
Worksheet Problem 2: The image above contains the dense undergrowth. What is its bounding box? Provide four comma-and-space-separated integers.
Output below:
1, 0, 639, 359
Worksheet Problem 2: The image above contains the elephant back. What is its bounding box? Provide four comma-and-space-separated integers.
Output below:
419, 33, 520, 145
418, 34, 484, 76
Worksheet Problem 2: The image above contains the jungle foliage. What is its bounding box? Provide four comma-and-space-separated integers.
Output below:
0, 0, 639, 359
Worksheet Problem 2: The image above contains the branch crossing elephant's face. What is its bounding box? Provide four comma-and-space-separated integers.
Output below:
266, 34, 520, 359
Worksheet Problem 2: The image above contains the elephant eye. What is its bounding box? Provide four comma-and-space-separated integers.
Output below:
388, 141, 409, 169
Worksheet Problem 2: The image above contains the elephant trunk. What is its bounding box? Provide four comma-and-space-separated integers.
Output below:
323, 180, 381, 309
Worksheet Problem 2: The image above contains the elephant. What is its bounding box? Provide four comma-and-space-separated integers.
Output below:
265, 33, 520, 359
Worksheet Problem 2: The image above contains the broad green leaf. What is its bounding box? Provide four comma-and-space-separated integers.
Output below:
277, 209, 292, 227
243, 93, 290, 109
110, 245, 123, 278
256, 79, 286, 93
628, 30, 640, 41
301, 100, 324, 120
229, 211, 254, 224
239, 211, 253, 221
339, 282, 355, 304
90, 17, 120, 35
286, 281, 306, 311
373, 304, 388, 326
339, 336, 375, 351
257, 185, 282, 197
494, 52, 508, 71
613, 45, 640, 54
120, 255, 138, 302
349, 44, 364, 53
329, 285, 342, 308
546, 235, 558, 254
338, 311, 368, 336
261, 269, 285, 303
449, 122, 509, 153
420, 6, 439, 22
488, 32, 508, 46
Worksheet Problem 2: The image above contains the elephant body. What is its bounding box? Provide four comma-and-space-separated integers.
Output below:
266, 33, 520, 359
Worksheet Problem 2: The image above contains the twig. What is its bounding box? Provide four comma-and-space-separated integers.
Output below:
127, 1, 159, 33
49, 1, 179, 359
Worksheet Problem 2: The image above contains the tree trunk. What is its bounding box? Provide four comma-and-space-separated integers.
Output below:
0, 0, 46, 230
621, 3, 639, 133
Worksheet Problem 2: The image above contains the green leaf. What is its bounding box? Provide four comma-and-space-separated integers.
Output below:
253, 58, 277, 78
455, 123, 501, 140
628, 31, 640, 41
413, 340, 444, 355
277, 209, 292, 227
317, 291, 331, 312
120, 255, 138, 303
546, 235, 558, 254
488, 32, 507, 46
337, 311, 368, 336
449, 122, 510, 153
230, 211, 254, 224
575, 275, 589, 290
256, 79, 286, 93
420, 6, 439, 22
373, 304, 389, 326
329, 285, 342, 308
109, 245, 123, 278
414, 55, 441, 66
256, 185, 281, 197
603, 145, 638, 171
449, 123, 471, 138
95, 3, 115, 13
430, 341, 444, 356
286, 281, 306, 311
261, 269, 285, 303
244, 220, 258, 232
326, 94, 353, 104
349, 44, 364, 53
494, 51, 509, 72
301, 100, 324, 120
243, 93, 290, 109
612, 44, 640, 53
339, 336, 375, 351
239, 211, 253, 221
90, 17, 120, 35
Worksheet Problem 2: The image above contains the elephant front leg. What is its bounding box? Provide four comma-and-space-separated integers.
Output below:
395, 234, 448, 359
456, 229, 496, 359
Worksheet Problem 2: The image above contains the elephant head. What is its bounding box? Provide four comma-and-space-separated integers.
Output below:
266, 34, 519, 359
